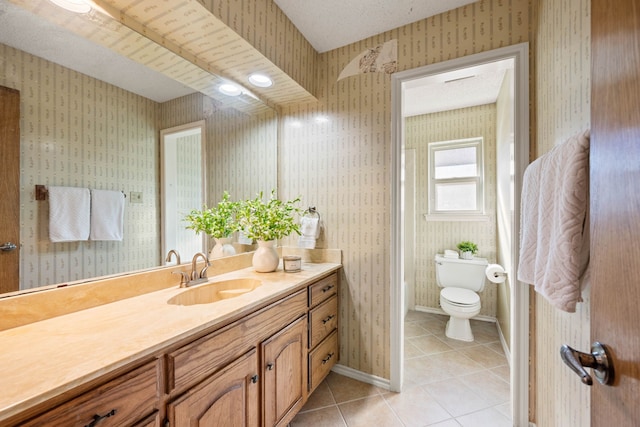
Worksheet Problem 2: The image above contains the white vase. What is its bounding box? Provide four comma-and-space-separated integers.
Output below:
210, 237, 236, 259
461, 251, 474, 260
252, 240, 279, 272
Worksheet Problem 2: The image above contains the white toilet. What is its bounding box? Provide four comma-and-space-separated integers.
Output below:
434, 254, 488, 342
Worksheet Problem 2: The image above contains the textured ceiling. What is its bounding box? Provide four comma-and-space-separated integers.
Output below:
274, 0, 478, 52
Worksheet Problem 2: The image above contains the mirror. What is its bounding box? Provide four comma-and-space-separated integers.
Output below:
0, 0, 277, 293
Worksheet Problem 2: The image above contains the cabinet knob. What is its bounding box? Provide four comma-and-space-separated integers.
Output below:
321, 284, 335, 293
322, 314, 336, 324
266, 363, 274, 371
321, 352, 335, 365
250, 374, 259, 384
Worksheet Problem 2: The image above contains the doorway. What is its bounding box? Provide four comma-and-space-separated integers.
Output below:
160, 121, 207, 264
390, 43, 530, 426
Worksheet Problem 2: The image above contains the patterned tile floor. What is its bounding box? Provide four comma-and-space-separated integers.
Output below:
290, 311, 511, 426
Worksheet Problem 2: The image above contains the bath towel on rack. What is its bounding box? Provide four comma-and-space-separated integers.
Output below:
90, 189, 125, 241
48, 186, 91, 242
518, 129, 590, 312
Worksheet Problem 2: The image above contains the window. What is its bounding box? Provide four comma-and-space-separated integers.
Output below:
428, 138, 484, 217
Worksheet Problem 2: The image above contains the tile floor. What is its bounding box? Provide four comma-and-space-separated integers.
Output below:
290, 311, 511, 427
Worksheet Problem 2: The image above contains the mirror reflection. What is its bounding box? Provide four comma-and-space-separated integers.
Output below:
0, 0, 277, 294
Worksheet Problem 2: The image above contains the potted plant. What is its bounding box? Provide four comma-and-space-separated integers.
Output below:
184, 191, 239, 258
457, 241, 478, 260
236, 190, 302, 272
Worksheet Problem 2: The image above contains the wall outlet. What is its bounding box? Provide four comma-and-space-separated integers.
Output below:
130, 191, 143, 203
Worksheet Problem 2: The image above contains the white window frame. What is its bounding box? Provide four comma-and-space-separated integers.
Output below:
427, 137, 486, 220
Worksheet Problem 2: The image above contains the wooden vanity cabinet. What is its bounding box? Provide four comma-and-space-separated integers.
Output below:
20, 359, 161, 427
307, 272, 339, 393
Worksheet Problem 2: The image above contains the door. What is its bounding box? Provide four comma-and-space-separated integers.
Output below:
0, 86, 20, 293
261, 316, 306, 427
591, 0, 640, 424
168, 349, 260, 427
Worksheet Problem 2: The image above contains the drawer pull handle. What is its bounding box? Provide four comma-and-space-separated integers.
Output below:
266, 363, 274, 371
321, 284, 335, 293
250, 374, 259, 384
85, 409, 117, 427
322, 315, 336, 324
322, 352, 335, 365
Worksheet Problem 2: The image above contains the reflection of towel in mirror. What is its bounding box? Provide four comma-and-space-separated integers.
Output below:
300, 217, 320, 238
48, 186, 91, 242
90, 189, 125, 241
518, 130, 590, 313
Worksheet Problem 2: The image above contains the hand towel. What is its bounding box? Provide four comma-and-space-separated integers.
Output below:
300, 217, 320, 238
517, 129, 590, 312
48, 186, 91, 242
90, 189, 125, 241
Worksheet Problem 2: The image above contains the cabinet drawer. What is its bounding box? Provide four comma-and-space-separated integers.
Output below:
308, 330, 338, 393
23, 360, 160, 427
169, 289, 307, 394
308, 273, 337, 308
308, 295, 338, 349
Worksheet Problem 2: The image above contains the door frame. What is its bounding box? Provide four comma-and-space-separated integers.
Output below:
389, 43, 530, 426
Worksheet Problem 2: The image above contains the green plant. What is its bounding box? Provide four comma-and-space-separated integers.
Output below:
184, 191, 238, 238
236, 190, 302, 242
457, 241, 478, 254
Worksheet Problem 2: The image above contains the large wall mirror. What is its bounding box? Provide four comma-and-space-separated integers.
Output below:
0, 0, 277, 294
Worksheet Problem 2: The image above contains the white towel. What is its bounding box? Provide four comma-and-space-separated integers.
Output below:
48, 186, 91, 242
517, 130, 590, 312
300, 217, 320, 238
90, 189, 125, 241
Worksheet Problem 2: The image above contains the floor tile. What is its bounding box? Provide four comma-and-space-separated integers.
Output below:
383, 385, 452, 426
459, 344, 508, 368
338, 395, 403, 427
300, 380, 336, 411
423, 378, 492, 417
455, 407, 511, 427
408, 334, 454, 355
427, 420, 462, 427
290, 405, 347, 427
325, 371, 383, 403
405, 321, 431, 338
458, 371, 510, 406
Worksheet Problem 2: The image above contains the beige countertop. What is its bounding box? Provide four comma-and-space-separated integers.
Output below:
0, 262, 341, 423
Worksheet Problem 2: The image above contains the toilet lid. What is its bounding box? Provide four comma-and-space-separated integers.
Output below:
441, 287, 480, 305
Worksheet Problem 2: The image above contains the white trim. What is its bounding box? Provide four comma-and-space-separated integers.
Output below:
331, 364, 392, 391
496, 316, 512, 367
390, 43, 530, 426
423, 213, 491, 222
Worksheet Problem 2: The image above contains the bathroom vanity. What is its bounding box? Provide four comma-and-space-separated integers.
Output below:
0, 254, 341, 427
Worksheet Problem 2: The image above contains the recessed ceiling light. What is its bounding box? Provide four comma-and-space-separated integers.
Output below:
248, 73, 273, 88
218, 83, 242, 97
49, 0, 92, 13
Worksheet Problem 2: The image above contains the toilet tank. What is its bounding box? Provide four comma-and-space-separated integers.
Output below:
434, 254, 488, 292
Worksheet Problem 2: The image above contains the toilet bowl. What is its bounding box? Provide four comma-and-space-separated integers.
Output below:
434, 254, 488, 342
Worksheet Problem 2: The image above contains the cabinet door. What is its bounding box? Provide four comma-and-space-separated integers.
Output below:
262, 316, 307, 427
168, 349, 260, 427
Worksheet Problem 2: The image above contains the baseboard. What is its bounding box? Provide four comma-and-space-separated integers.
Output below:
330, 364, 391, 391
495, 318, 512, 367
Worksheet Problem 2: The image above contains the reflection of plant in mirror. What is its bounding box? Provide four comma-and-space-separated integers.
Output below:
184, 191, 239, 238
236, 190, 302, 242
456, 241, 479, 254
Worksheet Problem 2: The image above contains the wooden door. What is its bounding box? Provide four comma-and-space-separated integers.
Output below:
261, 316, 307, 427
591, 0, 640, 424
0, 86, 20, 294
168, 350, 260, 427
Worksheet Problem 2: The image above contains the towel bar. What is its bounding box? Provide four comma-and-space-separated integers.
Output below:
35, 185, 126, 201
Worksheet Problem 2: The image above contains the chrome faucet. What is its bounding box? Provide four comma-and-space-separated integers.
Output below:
190, 252, 210, 285
165, 249, 181, 265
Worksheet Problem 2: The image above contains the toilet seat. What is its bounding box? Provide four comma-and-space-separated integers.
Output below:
440, 287, 480, 306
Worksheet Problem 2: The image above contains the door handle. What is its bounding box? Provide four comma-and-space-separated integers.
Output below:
0, 242, 17, 252
560, 342, 614, 386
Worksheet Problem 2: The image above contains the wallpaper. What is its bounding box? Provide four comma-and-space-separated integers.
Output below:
0, 43, 160, 289
278, 0, 531, 379
405, 104, 498, 318
159, 93, 278, 206
533, 0, 591, 425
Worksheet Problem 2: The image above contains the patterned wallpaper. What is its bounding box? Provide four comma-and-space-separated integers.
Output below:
405, 104, 498, 318
0, 43, 160, 289
278, 0, 530, 379
533, 0, 591, 425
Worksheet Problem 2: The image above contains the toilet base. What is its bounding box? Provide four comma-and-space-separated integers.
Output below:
445, 316, 474, 342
